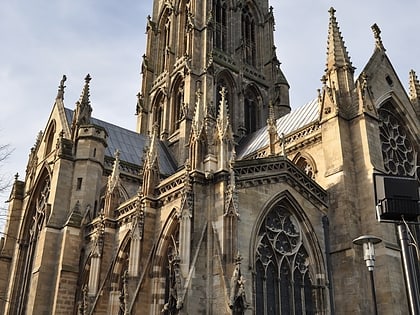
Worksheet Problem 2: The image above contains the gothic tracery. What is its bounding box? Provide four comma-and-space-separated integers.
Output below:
379, 106, 418, 178
255, 204, 314, 314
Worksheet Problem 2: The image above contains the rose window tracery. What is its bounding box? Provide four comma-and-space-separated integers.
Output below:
379, 108, 417, 177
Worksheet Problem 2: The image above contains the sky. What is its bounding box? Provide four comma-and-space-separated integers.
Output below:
1, 0, 419, 230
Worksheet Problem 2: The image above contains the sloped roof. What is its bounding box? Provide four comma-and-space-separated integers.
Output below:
64, 108, 177, 176
237, 98, 319, 159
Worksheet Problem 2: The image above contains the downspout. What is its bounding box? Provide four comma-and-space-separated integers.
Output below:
322, 215, 335, 314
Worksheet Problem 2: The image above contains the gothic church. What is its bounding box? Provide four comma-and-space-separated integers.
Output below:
1, 0, 419, 314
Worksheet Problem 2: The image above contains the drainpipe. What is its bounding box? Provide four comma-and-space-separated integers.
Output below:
322, 215, 335, 314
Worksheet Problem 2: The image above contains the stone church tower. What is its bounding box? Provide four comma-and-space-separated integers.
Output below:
0, 1, 419, 315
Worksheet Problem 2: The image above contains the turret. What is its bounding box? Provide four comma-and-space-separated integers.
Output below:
71, 75, 108, 219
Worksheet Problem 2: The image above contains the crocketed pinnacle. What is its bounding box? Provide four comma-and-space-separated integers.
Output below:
216, 86, 231, 139
79, 74, 92, 108
409, 70, 420, 117
74, 74, 93, 125
325, 7, 353, 74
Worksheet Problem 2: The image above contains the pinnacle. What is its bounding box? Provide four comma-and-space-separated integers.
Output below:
409, 69, 420, 101
325, 7, 353, 74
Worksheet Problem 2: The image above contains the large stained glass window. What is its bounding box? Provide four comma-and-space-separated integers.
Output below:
255, 204, 314, 314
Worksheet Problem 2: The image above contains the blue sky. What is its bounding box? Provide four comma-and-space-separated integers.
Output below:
1, 0, 419, 229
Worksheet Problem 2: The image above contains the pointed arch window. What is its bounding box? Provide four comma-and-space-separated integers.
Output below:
255, 204, 314, 314
18, 175, 51, 314
162, 223, 181, 315
242, 6, 256, 66
294, 155, 316, 179
244, 89, 259, 134
214, 0, 228, 51
160, 15, 171, 73
44, 121, 56, 157
153, 94, 165, 137
171, 79, 184, 134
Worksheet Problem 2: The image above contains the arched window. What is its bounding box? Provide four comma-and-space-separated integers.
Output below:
170, 79, 184, 134
294, 155, 316, 179
152, 93, 165, 137
44, 121, 56, 157
242, 6, 256, 66
255, 203, 314, 314
162, 223, 180, 315
18, 175, 51, 314
214, 0, 228, 51
244, 88, 259, 134
160, 14, 171, 73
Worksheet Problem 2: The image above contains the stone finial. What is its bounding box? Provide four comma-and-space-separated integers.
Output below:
56, 74, 67, 100
371, 23, 386, 51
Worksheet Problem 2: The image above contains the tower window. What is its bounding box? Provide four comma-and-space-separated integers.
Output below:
385, 75, 393, 87
160, 16, 171, 73
171, 80, 184, 133
76, 178, 83, 190
242, 7, 256, 66
214, 0, 228, 51
244, 88, 260, 134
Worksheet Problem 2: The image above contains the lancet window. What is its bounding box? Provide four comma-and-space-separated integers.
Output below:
18, 175, 51, 314
242, 6, 256, 66
44, 121, 56, 157
244, 88, 259, 134
170, 79, 184, 134
152, 93, 165, 137
214, 0, 228, 51
162, 224, 181, 315
255, 204, 314, 314
160, 15, 171, 73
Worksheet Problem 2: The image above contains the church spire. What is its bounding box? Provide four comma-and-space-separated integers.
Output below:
409, 69, 420, 118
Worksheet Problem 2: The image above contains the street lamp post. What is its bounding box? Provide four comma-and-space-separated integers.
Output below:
353, 235, 382, 315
